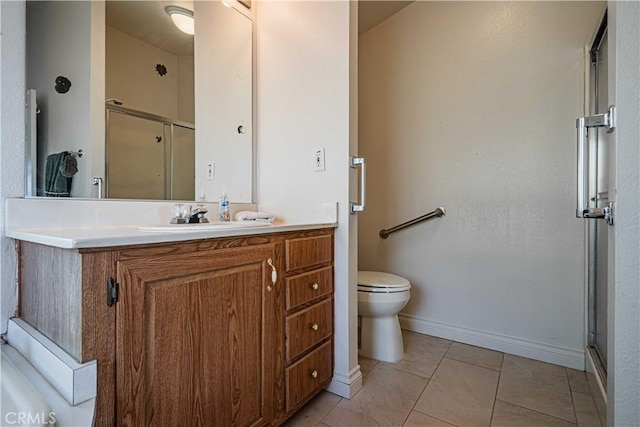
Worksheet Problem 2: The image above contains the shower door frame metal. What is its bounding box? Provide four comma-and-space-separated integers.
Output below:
585, 10, 609, 386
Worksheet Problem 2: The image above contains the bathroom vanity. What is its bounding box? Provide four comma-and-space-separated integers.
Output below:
8, 201, 336, 426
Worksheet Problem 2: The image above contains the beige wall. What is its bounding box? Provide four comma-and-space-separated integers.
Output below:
106, 25, 193, 121
359, 1, 604, 368
177, 55, 195, 123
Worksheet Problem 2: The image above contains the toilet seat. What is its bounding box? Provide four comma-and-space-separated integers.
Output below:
357, 271, 411, 293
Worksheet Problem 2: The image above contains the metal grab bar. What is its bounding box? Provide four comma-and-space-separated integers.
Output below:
350, 157, 366, 214
379, 207, 446, 239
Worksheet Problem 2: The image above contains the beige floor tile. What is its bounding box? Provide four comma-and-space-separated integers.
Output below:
381, 331, 451, 379
444, 342, 503, 371
413, 358, 499, 427
403, 411, 456, 427
567, 368, 592, 395
572, 391, 602, 427
359, 356, 378, 378
317, 423, 330, 427
586, 372, 607, 425
592, 395, 606, 426
497, 354, 575, 423
491, 400, 576, 427
283, 391, 342, 427
322, 364, 427, 427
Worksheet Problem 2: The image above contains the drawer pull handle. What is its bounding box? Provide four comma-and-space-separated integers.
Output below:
267, 258, 277, 292
311, 323, 319, 331
311, 370, 318, 379
311, 283, 319, 290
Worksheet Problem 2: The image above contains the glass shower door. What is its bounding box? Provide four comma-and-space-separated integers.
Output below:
107, 112, 166, 200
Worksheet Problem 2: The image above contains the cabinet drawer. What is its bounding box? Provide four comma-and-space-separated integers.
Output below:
286, 341, 332, 412
286, 266, 333, 310
286, 299, 332, 361
285, 235, 332, 272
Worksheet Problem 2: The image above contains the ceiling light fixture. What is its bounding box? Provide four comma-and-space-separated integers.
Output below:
165, 6, 194, 35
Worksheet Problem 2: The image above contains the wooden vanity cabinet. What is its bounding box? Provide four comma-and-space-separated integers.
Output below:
116, 243, 278, 426
17, 228, 334, 427
279, 234, 334, 419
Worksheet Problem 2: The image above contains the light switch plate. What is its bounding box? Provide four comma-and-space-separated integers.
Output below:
314, 148, 325, 172
207, 162, 215, 180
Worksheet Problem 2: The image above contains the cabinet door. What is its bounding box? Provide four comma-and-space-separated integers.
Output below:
116, 244, 277, 426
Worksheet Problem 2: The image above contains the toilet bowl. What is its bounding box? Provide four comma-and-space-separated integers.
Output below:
357, 271, 411, 363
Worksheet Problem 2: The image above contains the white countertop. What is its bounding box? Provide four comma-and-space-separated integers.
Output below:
4, 199, 338, 249
6, 221, 336, 249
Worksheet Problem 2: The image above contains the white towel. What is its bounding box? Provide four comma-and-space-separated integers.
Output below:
235, 211, 275, 223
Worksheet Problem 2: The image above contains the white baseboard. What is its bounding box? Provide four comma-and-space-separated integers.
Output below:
326, 365, 363, 398
399, 314, 585, 370
7, 318, 97, 405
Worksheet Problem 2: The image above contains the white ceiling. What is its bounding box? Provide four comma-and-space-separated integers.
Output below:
358, 1, 414, 35
106, 0, 194, 56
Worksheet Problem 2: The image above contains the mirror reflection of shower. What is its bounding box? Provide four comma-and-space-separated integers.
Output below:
105, 103, 195, 201
105, 0, 196, 200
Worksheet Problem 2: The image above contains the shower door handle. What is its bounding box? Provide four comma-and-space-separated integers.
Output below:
350, 156, 366, 214
575, 105, 615, 225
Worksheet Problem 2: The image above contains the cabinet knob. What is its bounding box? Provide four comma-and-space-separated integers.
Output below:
311, 283, 319, 290
311, 323, 319, 331
311, 370, 318, 379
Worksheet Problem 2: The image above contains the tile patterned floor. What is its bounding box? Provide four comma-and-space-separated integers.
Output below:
284, 331, 605, 427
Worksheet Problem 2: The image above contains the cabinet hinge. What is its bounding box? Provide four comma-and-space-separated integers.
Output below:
107, 277, 119, 307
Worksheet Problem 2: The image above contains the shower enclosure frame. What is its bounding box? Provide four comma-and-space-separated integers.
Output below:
584, 8, 609, 398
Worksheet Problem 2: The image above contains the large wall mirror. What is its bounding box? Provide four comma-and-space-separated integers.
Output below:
25, 0, 253, 202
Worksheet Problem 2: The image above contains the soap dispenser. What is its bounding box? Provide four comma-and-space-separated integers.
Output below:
218, 188, 230, 222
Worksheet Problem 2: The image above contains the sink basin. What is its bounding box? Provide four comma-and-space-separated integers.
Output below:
139, 221, 272, 232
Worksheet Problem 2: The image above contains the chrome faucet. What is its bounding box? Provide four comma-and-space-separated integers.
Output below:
170, 204, 209, 224
188, 205, 209, 224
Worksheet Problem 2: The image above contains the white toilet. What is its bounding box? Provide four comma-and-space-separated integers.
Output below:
357, 271, 411, 363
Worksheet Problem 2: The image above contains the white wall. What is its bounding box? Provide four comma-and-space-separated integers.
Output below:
195, 1, 252, 203
27, 1, 96, 198
358, 1, 603, 369
608, 1, 640, 424
256, 0, 361, 397
0, 1, 26, 334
